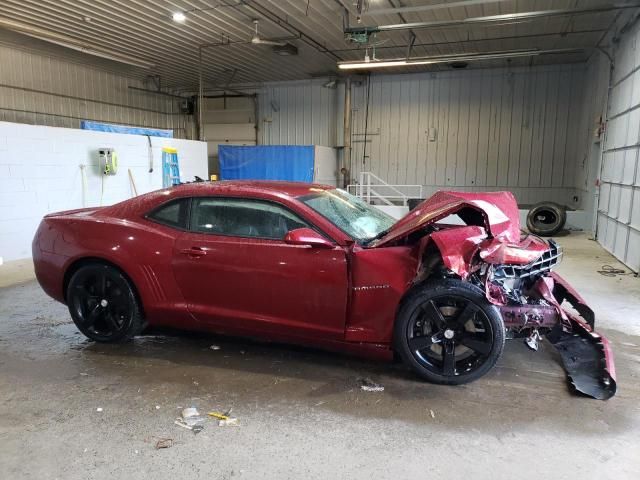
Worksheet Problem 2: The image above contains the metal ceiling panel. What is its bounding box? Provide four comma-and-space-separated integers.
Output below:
0, 0, 635, 88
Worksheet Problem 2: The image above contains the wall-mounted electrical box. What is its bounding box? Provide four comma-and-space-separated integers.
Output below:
99, 148, 118, 175
428, 127, 437, 142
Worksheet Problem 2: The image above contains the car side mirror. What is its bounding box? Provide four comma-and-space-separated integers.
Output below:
284, 228, 334, 249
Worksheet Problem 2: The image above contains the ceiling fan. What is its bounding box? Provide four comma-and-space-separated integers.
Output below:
249, 19, 299, 56
250, 20, 288, 46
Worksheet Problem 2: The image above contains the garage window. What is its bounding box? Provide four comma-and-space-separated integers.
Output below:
147, 198, 190, 229
190, 198, 309, 240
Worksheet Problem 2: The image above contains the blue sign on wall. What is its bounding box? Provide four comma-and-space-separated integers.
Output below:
80, 120, 173, 138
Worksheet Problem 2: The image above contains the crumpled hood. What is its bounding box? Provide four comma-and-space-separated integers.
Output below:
370, 191, 520, 247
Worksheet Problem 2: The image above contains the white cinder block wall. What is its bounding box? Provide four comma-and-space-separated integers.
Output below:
0, 122, 207, 262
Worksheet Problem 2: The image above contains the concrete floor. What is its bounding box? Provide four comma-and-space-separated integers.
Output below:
1, 232, 639, 480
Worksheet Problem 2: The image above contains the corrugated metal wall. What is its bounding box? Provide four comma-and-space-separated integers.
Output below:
0, 44, 192, 138
596, 19, 640, 273
258, 79, 339, 147
256, 65, 590, 207
348, 65, 587, 206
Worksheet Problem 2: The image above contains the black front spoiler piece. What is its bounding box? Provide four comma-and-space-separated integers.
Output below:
547, 274, 617, 400
547, 320, 616, 400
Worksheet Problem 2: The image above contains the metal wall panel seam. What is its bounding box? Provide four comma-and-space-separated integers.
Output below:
0, 82, 181, 116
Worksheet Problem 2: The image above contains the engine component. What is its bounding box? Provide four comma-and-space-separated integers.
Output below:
524, 329, 542, 351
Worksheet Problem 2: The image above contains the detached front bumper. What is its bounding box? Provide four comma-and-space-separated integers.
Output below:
546, 273, 616, 400
496, 272, 617, 400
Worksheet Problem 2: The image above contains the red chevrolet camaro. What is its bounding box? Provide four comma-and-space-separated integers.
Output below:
32, 181, 616, 399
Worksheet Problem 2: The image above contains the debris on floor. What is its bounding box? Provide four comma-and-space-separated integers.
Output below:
96, 407, 103, 412
210, 345, 221, 351
596, 265, 633, 277
175, 407, 205, 433
429, 409, 435, 419
155, 438, 173, 449
208, 409, 238, 426
359, 378, 384, 392
218, 417, 239, 427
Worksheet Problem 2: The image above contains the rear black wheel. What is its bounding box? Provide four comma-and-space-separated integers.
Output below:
67, 263, 144, 342
395, 279, 505, 385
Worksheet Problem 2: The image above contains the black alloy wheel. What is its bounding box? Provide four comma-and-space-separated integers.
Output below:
67, 263, 144, 342
395, 279, 505, 385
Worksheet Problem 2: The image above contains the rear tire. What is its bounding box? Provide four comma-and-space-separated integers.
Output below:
394, 279, 505, 385
67, 263, 144, 343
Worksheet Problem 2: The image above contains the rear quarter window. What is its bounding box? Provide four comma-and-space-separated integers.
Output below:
147, 198, 190, 229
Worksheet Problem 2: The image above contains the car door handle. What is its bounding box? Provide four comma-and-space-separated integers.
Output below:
180, 247, 207, 257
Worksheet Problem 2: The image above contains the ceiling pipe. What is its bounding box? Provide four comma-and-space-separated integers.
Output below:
127, 86, 187, 99
363, 0, 511, 17
337, 48, 584, 70
342, 76, 352, 188
345, 4, 640, 35
333, 28, 607, 53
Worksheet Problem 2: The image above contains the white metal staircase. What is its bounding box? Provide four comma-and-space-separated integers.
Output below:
347, 172, 423, 206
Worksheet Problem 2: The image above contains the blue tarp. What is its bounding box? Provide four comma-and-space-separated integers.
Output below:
80, 120, 173, 138
218, 145, 314, 182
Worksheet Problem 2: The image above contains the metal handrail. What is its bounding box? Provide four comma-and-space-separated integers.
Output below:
347, 171, 423, 206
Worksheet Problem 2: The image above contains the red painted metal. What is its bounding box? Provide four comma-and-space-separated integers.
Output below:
479, 235, 549, 265
284, 228, 334, 249
428, 225, 487, 279
172, 230, 348, 339
370, 190, 521, 247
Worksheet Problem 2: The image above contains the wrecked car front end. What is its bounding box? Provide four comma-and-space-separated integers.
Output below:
480, 238, 616, 400
371, 191, 616, 399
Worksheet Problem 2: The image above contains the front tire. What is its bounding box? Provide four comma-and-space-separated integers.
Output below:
67, 263, 144, 342
394, 279, 505, 385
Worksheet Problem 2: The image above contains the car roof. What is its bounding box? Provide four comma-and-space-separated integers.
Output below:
167, 180, 334, 198
102, 180, 336, 218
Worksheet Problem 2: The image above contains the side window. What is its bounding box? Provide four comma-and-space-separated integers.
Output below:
190, 198, 309, 240
147, 198, 190, 229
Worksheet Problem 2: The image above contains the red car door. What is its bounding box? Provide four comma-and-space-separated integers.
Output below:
171, 197, 348, 340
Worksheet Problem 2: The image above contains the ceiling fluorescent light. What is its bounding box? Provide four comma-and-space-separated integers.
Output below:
172, 12, 187, 22
337, 48, 580, 70
339, 59, 431, 70
0, 16, 155, 69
